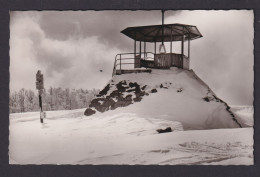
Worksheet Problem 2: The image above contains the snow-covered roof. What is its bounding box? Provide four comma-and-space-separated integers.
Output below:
121, 23, 203, 42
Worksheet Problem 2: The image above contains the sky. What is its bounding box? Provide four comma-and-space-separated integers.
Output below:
9, 10, 254, 105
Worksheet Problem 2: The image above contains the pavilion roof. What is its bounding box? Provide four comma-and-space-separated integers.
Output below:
121, 23, 203, 42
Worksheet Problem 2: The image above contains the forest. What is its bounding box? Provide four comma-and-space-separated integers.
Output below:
9, 87, 99, 113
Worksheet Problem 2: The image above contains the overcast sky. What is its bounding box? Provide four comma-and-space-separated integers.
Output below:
10, 10, 253, 105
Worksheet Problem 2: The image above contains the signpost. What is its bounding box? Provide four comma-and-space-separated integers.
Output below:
36, 70, 45, 123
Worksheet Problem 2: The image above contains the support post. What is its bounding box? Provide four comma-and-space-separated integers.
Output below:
144, 42, 146, 59
162, 10, 165, 45
39, 93, 43, 123
170, 41, 172, 54
36, 70, 45, 123
170, 26, 173, 53
39, 94, 42, 112
140, 41, 142, 57
188, 38, 190, 59
134, 40, 136, 57
154, 42, 156, 54
120, 54, 122, 70
181, 35, 184, 56
181, 35, 185, 68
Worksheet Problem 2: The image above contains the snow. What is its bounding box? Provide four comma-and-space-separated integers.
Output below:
93, 68, 241, 130
9, 68, 253, 165
230, 105, 254, 127
9, 105, 253, 165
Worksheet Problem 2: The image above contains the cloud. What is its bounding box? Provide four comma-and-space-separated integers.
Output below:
37, 11, 180, 50
10, 11, 120, 92
165, 10, 253, 105
10, 10, 253, 105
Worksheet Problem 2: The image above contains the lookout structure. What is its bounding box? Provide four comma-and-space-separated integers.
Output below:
112, 11, 203, 76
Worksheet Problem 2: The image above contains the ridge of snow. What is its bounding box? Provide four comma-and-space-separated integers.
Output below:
86, 67, 241, 130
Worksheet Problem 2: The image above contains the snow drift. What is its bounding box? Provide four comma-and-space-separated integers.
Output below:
84, 68, 241, 130
9, 107, 253, 165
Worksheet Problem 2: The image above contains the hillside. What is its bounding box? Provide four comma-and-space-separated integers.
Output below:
84, 68, 241, 130
9, 106, 253, 165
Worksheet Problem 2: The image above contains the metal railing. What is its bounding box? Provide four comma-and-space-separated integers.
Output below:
112, 52, 190, 76
112, 52, 154, 76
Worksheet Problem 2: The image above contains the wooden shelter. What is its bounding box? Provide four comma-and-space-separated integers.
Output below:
112, 11, 203, 76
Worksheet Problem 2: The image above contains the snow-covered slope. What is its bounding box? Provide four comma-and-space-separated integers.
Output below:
9, 107, 253, 165
85, 68, 241, 130
231, 105, 254, 127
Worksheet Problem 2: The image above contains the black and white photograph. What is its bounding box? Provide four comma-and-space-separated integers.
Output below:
9, 10, 254, 165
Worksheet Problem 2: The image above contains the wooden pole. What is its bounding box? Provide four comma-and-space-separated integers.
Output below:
140, 41, 142, 56
155, 42, 156, 54
188, 38, 190, 59
181, 35, 184, 56
134, 40, 136, 57
162, 10, 165, 45
170, 27, 172, 54
36, 70, 44, 123
39, 93, 43, 123
144, 42, 146, 58
181, 35, 185, 68
120, 54, 122, 70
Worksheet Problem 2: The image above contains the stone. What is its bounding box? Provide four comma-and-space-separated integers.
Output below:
150, 89, 157, 93
84, 108, 96, 116
157, 127, 172, 133
97, 84, 110, 97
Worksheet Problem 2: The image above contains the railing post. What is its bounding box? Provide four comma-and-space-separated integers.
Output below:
140, 41, 142, 57
154, 42, 156, 54
181, 35, 184, 69
144, 42, 146, 59
120, 54, 122, 70
170, 26, 173, 54
188, 38, 190, 59
134, 40, 136, 57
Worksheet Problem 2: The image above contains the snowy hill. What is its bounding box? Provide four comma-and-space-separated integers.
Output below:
85, 68, 241, 130
9, 106, 253, 165
9, 68, 253, 165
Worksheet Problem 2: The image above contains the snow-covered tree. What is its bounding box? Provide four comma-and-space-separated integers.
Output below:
9, 87, 99, 113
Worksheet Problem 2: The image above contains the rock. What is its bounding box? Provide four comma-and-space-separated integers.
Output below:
116, 81, 129, 92
150, 89, 157, 93
129, 82, 138, 88
89, 98, 105, 108
141, 85, 147, 90
110, 90, 123, 98
203, 97, 210, 102
135, 85, 141, 94
177, 88, 183, 92
157, 127, 172, 133
85, 80, 150, 115
126, 88, 136, 92
103, 97, 116, 109
97, 84, 110, 97
84, 108, 96, 116
112, 95, 132, 109
133, 97, 142, 102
